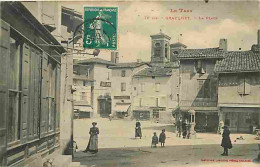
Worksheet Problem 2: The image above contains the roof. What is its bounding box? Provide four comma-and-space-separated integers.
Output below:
170, 42, 187, 48
109, 62, 148, 69
150, 31, 171, 40
178, 48, 225, 59
214, 51, 260, 73
76, 58, 115, 66
134, 62, 179, 77
148, 61, 180, 68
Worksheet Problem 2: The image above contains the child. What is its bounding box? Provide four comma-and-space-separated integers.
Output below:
151, 132, 159, 148
159, 129, 166, 147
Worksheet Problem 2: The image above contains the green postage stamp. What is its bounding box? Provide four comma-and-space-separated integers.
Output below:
83, 7, 118, 50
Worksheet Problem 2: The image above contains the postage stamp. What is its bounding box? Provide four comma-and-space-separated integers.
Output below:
83, 7, 118, 50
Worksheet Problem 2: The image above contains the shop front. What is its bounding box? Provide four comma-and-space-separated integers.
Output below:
114, 104, 130, 118
219, 107, 260, 133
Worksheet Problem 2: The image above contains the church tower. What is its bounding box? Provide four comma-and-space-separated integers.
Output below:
150, 30, 171, 63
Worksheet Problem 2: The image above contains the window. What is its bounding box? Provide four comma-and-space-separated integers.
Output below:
155, 83, 160, 92
195, 60, 206, 74
141, 83, 145, 92
81, 92, 86, 101
8, 37, 21, 143
156, 98, 159, 107
197, 79, 211, 98
139, 98, 142, 107
237, 74, 250, 95
165, 44, 168, 58
121, 70, 126, 77
121, 82, 126, 92
83, 80, 86, 86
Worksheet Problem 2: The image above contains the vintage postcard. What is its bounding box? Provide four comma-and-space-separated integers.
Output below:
0, 0, 260, 167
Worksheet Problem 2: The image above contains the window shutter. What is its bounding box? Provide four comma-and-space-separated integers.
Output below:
34, 50, 41, 139
237, 75, 244, 95
40, 53, 48, 138
21, 43, 30, 143
56, 64, 61, 130
244, 77, 251, 95
0, 20, 10, 162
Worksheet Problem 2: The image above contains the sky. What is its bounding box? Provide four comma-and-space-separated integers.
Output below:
62, 1, 260, 62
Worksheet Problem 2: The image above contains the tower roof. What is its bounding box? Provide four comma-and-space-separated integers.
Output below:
170, 42, 187, 48
150, 30, 171, 40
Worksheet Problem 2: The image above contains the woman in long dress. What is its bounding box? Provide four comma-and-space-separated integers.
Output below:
84, 122, 99, 153
135, 120, 142, 139
221, 126, 232, 156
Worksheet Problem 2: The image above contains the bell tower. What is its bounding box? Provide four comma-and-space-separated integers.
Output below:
150, 30, 171, 63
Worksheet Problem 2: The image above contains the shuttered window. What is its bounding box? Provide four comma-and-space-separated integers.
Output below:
7, 37, 21, 143
237, 74, 251, 95
197, 79, 211, 98
121, 82, 126, 92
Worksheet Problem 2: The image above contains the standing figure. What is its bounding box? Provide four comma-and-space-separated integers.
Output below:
182, 119, 188, 139
176, 117, 182, 137
151, 132, 159, 148
159, 129, 166, 147
221, 126, 232, 156
84, 122, 99, 154
135, 120, 142, 139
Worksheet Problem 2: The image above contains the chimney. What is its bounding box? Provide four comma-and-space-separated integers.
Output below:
111, 51, 119, 63
219, 39, 227, 51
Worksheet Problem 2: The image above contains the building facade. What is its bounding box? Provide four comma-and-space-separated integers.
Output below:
177, 40, 226, 132
215, 32, 260, 133
110, 62, 149, 118
0, 2, 67, 166
76, 58, 115, 117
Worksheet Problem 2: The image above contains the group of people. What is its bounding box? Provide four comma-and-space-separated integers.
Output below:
83, 119, 233, 156
135, 120, 166, 148
176, 117, 191, 139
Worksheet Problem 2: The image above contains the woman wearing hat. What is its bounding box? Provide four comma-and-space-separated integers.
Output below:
221, 126, 232, 156
135, 120, 142, 139
84, 122, 99, 153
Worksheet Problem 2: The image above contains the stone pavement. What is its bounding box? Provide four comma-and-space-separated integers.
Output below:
70, 118, 260, 167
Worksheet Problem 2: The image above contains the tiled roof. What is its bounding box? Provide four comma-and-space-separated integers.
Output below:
178, 48, 225, 59
109, 62, 148, 69
214, 51, 260, 73
170, 42, 187, 48
134, 66, 174, 77
76, 58, 115, 65
148, 61, 180, 68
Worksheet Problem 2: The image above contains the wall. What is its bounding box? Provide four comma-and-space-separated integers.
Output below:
92, 64, 112, 116
132, 72, 179, 112
179, 59, 218, 108
218, 72, 260, 105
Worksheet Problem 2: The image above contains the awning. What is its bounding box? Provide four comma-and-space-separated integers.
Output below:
74, 106, 93, 112
114, 105, 130, 113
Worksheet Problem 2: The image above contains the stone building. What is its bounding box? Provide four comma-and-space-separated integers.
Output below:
73, 63, 95, 118
110, 60, 149, 118
0, 2, 75, 166
131, 31, 180, 123
215, 31, 260, 133
177, 40, 226, 132
76, 58, 115, 117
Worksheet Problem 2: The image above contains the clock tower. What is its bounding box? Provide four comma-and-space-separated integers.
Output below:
150, 30, 171, 63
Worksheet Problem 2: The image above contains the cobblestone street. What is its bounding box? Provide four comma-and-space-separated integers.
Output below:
71, 118, 260, 167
